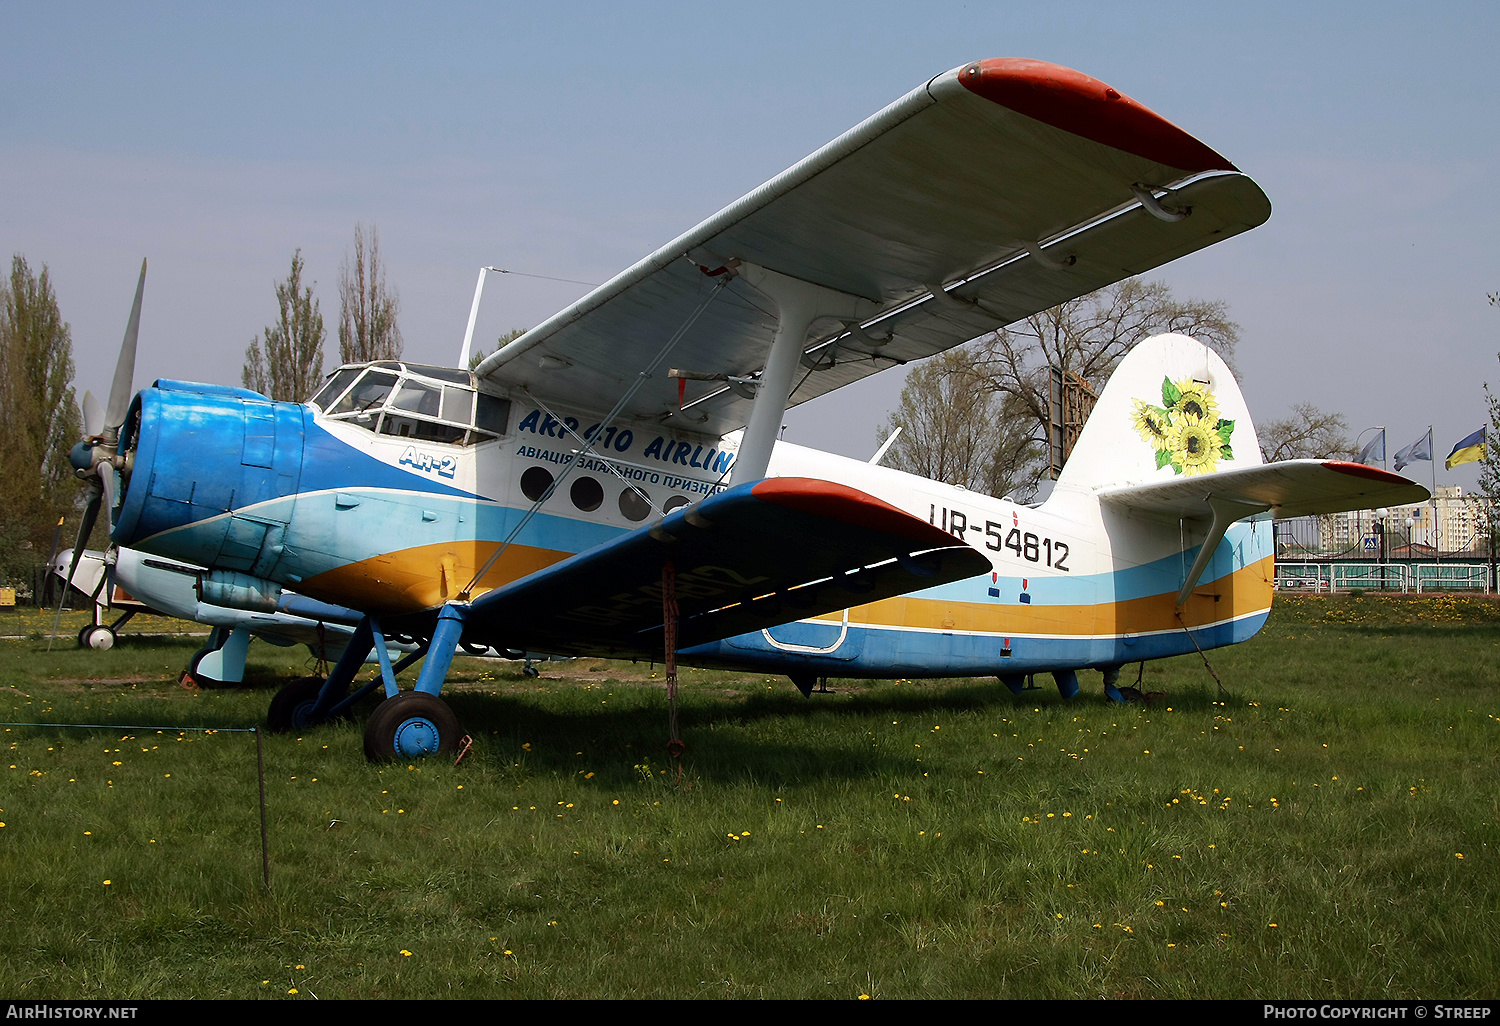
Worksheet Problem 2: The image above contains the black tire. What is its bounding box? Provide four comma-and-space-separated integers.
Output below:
187, 646, 224, 688
363, 691, 463, 762
80, 624, 116, 651
267, 676, 329, 733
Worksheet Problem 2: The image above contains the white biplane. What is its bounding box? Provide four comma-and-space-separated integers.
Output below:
64, 58, 1427, 759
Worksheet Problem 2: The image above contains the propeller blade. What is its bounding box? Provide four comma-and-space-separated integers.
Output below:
48, 484, 101, 649
98, 465, 116, 534
67, 485, 101, 594
103, 258, 146, 432
81, 390, 104, 438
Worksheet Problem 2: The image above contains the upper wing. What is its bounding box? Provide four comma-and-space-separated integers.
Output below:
1097, 461, 1430, 521
478, 58, 1271, 437
455, 477, 990, 659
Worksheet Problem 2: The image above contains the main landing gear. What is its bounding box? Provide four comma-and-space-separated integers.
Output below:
77, 609, 137, 651
265, 605, 469, 762
363, 691, 463, 760
998, 667, 1134, 702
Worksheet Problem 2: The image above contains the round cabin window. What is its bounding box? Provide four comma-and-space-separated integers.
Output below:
520, 466, 553, 502
618, 486, 652, 522
570, 476, 604, 512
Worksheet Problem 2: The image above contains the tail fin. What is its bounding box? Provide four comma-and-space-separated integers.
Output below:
1053, 333, 1259, 496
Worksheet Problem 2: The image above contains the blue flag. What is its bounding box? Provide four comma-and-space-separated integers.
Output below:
1394, 429, 1431, 472
1358, 428, 1385, 466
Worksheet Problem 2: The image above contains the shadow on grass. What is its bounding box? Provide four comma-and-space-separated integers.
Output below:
430, 674, 1203, 787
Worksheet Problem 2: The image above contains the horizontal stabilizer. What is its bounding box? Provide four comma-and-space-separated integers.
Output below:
459, 478, 990, 659
1098, 460, 1430, 521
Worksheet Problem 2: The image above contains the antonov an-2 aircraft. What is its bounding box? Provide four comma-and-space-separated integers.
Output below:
67, 58, 1427, 760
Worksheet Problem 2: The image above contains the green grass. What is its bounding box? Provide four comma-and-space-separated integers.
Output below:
2, 594, 1499, 998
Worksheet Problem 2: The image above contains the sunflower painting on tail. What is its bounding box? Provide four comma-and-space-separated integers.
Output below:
1131, 377, 1234, 477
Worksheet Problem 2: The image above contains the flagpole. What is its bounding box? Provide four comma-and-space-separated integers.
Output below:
1430, 426, 1439, 563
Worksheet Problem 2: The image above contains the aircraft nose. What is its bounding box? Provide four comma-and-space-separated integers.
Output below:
112, 382, 306, 576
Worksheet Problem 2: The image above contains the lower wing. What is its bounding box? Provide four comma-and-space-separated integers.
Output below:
458, 477, 990, 659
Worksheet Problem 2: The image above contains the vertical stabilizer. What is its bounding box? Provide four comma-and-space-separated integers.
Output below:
1052, 333, 1260, 498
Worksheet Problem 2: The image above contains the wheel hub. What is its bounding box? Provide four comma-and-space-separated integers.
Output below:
392, 716, 441, 757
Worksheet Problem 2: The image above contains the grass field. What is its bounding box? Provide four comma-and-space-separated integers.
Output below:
2, 594, 1498, 999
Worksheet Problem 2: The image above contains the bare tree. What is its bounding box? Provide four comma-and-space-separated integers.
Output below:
338, 223, 401, 365
877, 347, 1041, 500
1257, 403, 1355, 462
0, 256, 80, 585
911, 278, 1243, 496
243, 250, 326, 402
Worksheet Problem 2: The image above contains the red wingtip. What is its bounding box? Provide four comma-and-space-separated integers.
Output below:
957, 58, 1237, 174
1322, 460, 1417, 484
751, 478, 955, 544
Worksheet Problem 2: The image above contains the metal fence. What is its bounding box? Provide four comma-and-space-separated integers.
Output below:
1273, 561, 1491, 594
1414, 563, 1491, 592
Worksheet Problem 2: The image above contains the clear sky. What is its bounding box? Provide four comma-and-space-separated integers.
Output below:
3, 2, 1496, 490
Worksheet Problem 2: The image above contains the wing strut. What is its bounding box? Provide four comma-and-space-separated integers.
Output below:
458, 276, 731, 600
728, 263, 875, 485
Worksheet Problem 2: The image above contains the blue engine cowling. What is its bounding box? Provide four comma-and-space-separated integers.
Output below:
113, 380, 307, 579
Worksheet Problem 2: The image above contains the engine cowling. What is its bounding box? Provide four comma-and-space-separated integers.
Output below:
113, 380, 306, 581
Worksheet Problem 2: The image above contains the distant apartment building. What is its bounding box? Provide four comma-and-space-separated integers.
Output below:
1277, 486, 1494, 558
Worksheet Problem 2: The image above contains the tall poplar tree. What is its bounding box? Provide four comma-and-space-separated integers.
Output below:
0, 256, 80, 585
337, 223, 401, 365
243, 249, 326, 402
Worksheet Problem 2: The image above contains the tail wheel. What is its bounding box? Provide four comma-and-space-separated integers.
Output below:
187, 646, 223, 688
364, 692, 462, 762
79, 624, 116, 651
267, 676, 329, 733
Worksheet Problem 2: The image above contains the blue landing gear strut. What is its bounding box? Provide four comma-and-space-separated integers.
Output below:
265, 611, 465, 762
999, 670, 1081, 699
1102, 665, 1125, 703
361, 604, 470, 762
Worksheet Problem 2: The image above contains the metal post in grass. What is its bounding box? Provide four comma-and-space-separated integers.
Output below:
1, 720, 272, 890
255, 727, 270, 890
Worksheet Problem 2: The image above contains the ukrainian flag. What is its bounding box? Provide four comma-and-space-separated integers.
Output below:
1445, 427, 1486, 469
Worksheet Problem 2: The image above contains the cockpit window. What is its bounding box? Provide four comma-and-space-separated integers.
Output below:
309, 368, 360, 411
475, 392, 509, 435
402, 364, 472, 385
319, 362, 510, 447
390, 379, 442, 418
378, 414, 466, 444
